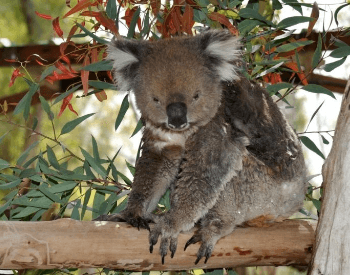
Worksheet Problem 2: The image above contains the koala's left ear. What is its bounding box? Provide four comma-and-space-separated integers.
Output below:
199, 31, 241, 81
107, 38, 147, 91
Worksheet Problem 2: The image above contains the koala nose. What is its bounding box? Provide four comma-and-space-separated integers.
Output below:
166, 102, 187, 129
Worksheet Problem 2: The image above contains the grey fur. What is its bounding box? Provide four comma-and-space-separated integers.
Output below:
101, 30, 307, 264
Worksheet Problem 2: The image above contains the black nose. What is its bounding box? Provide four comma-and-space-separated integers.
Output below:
166, 102, 187, 129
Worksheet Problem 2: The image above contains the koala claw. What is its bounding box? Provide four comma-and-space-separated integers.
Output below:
184, 235, 201, 251
130, 217, 151, 231
194, 243, 214, 265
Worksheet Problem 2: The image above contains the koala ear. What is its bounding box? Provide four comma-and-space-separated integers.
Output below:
200, 31, 241, 81
107, 38, 143, 91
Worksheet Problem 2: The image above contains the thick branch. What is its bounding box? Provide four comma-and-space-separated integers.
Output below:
0, 219, 315, 270
308, 79, 350, 274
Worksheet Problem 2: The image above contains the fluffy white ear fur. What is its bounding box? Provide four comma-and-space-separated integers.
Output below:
205, 36, 241, 81
107, 44, 138, 91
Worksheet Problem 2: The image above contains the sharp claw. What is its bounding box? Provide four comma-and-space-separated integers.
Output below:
149, 245, 153, 253
194, 256, 201, 265
184, 236, 199, 251
171, 250, 175, 258
162, 255, 165, 265
204, 255, 210, 264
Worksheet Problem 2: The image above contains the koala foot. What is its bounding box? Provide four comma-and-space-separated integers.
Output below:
149, 219, 179, 264
93, 213, 152, 231
184, 233, 215, 264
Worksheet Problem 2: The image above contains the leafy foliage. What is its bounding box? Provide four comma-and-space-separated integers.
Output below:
1, 0, 350, 272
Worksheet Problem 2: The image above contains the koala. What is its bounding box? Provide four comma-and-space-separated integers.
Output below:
100, 31, 307, 265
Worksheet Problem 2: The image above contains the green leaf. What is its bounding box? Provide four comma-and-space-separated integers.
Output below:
0, 200, 11, 217
76, 23, 109, 44
60, 113, 95, 135
38, 185, 64, 204
127, 7, 141, 39
299, 136, 325, 159
115, 94, 129, 131
239, 8, 274, 26
17, 141, 40, 166
0, 159, 10, 170
238, 19, 261, 35
39, 65, 56, 82
81, 188, 92, 220
130, 119, 143, 137
71, 199, 81, 220
88, 80, 117, 90
84, 160, 96, 179
276, 40, 314, 53
272, 0, 282, 10
13, 82, 40, 120
329, 46, 350, 59
141, 10, 150, 38
53, 84, 81, 105
303, 84, 336, 99
112, 196, 128, 214
117, 171, 132, 185
12, 206, 41, 218
305, 101, 324, 132
39, 96, 54, 120
91, 135, 101, 162
324, 57, 347, 72
311, 198, 321, 211
0, 179, 21, 190
81, 60, 113, 72
46, 145, 60, 170
49, 181, 78, 193
80, 148, 107, 177
266, 82, 293, 95
125, 160, 135, 176
282, 0, 302, 14
312, 34, 322, 69
32, 116, 38, 131
106, 0, 117, 20
92, 191, 105, 219
277, 16, 313, 29
19, 168, 37, 178
335, 3, 349, 26
320, 135, 329, 145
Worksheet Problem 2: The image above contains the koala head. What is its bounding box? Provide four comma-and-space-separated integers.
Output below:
108, 31, 241, 132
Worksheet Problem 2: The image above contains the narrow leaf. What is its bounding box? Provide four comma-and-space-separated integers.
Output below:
334, 3, 349, 26
76, 23, 109, 44
303, 84, 336, 99
92, 191, 105, 219
46, 145, 60, 170
130, 119, 143, 137
324, 57, 347, 72
115, 94, 129, 131
125, 160, 135, 176
81, 188, 92, 219
0, 179, 21, 190
329, 46, 350, 59
53, 84, 81, 105
305, 101, 324, 132
38, 185, 64, 204
320, 135, 329, 145
71, 199, 81, 220
106, 0, 117, 20
39, 65, 56, 81
60, 113, 95, 135
91, 135, 100, 162
127, 7, 141, 39
0, 159, 10, 170
306, 2, 319, 37
39, 96, 54, 120
80, 148, 107, 177
312, 34, 322, 69
81, 60, 113, 72
299, 136, 325, 159
17, 141, 40, 166
277, 16, 313, 29
276, 40, 314, 53
88, 80, 117, 90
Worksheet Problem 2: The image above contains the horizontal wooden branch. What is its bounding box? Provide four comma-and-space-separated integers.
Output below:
0, 219, 315, 271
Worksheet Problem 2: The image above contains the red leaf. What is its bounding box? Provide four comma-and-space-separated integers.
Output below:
35, 11, 52, 20
208, 12, 239, 35
150, 0, 161, 15
95, 90, 107, 102
123, 7, 141, 29
81, 55, 90, 95
58, 93, 78, 117
52, 17, 64, 38
55, 61, 76, 77
9, 68, 25, 87
67, 24, 78, 41
285, 62, 308, 85
91, 42, 98, 64
182, 5, 194, 35
95, 12, 119, 35
63, 0, 98, 18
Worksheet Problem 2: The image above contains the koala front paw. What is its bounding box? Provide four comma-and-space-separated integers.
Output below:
149, 220, 179, 264
184, 233, 215, 264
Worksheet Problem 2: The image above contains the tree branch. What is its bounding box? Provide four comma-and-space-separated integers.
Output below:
0, 219, 315, 271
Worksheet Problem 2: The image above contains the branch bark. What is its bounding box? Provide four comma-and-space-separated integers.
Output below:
308, 78, 350, 274
0, 219, 315, 271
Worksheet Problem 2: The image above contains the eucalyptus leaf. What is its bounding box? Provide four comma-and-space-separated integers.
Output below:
312, 34, 322, 69
60, 113, 95, 135
81, 60, 113, 72
299, 136, 325, 159
324, 57, 347, 72
46, 145, 60, 170
115, 94, 129, 131
80, 148, 107, 178
303, 84, 336, 99
53, 84, 81, 105
127, 7, 141, 39
76, 23, 109, 44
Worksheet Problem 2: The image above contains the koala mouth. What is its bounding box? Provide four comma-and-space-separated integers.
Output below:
166, 102, 188, 131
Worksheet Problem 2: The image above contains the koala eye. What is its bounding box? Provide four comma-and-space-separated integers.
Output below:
193, 92, 200, 101
153, 97, 160, 104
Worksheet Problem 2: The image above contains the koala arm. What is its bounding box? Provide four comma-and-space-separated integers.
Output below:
149, 118, 245, 262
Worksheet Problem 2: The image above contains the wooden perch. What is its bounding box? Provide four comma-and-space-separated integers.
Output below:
0, 219, 315, 271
